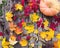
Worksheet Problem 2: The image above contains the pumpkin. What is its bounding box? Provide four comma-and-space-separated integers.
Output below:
40, 0, 60, 16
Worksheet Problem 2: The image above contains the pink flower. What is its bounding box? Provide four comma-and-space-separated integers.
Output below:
29, 0, 39, 12
17, 19, 25, 28
41, 23, 44, 28
13, 16, 17, 21
26, 35, 31, 40
21, 0, 25, 6
37, 18, 43, 27
0, 32, 3, 36
54, 16, 60, 24
37, 0, 40, 4
18, 22, 22, 28
49, 22, 58, 30
24, 6, 31, 17
17, 36, 21, 40
32, 3, 39, 12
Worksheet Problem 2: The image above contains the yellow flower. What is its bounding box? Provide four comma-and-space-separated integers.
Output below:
56, 33, 60, 39
43, 19, 49, 28
22, 22, 26, 27
5, 12, 13, 21
45, 28, 54, 41
9, 35, 17, 45
30, 13, 39, 22
3, 46, 9, 48
15, 3, 23, 11
34, 29, 38, 34
10, 35, 16, 41
25, 24, 34, 34
30, 43, 34, 47
40, 28, 54, 41
19, 39, 28, 46
9, 38, 18, 45
40, 32, 46, 39
2, 38, 9, 47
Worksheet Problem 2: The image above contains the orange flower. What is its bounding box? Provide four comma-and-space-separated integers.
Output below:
54, 40, 60, 48
9, 22, 17, 31
9, 35, 18, 45
10, 35, 16, 41
14, 27, 23, 35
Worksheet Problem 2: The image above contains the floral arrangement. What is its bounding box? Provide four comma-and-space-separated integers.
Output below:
0, 0, 60, 48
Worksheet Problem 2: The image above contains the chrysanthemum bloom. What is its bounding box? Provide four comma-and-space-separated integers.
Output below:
30, 13, 39, 22
19, 39, 28, 46
15, 3, 23, 11
5, 12, 13, 21
25, 24, 34, 34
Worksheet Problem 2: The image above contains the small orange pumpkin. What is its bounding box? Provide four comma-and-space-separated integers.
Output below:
40, 0, 60, 16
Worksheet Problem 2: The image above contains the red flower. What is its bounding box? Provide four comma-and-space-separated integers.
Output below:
17, 36, 21, 40
24, 6, 31, 17
13, 16, 17, 21
37, 0, 40, 4
42, 24, 44, 28
37, 18, 43, 27
49, 22, 58, 30
54, 16, 60, 24
29, 0, 39, 12
0, 32, 3, 36
21, 0, 25, 6
17, 19, 24, 28
26, 35, 31, 40
32, 3, 39, 12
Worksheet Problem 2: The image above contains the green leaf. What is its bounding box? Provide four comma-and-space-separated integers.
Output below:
2, 0, 7, 5
0, 10, 3, 16
0, 4, 3, 8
